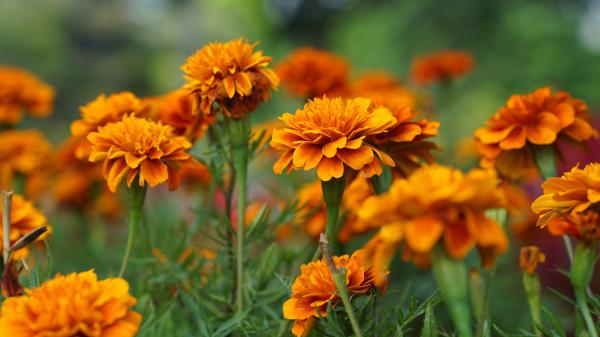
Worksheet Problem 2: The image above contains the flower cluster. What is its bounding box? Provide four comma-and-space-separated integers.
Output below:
0, 270, 141, 337
0, 66, 54, 125
475, 87, 598, 180
283, 250, 382, 337
181, 38, 279, 118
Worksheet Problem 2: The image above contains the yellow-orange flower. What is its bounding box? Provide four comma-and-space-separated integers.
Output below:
358, 165, 507, 274
283, 250, 383, 337
531, 163, 600, 227
0, 130, 52, 194
181, 38, 279, 118
545, 212, 600, 245
0, 194, 51, 259
156, 89, 216, 142
349, 71, 417, 109
475, 87, 598, 180
0, 66, 54, 125
87, 115, 193, 192
0, 270, 141, 337
270, 97, 397, 181
276, 47, 349, 98
410, 50, 474, 85
71, 92, 144, 159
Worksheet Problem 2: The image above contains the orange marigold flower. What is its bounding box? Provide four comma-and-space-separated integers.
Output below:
156, 89, 216, 142
71, 92, 144, 159
519, 246, 546, 275
270, 97, 397, 181
276, 47, 349, 98
0, 194, 51, 259
410, 50, 474, 85
358, 165, 507, 272
349, 71, 417, 109
181, 38, 279, 119
475, 87, 598, 180
0, 66, 54, 125
0, 130, 52, 193
531, 163, 600, 227
87, 115, 193, 192
283, 250, 383, 337
0, 270, 141, 337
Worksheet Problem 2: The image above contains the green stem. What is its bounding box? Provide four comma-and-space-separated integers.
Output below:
570, 244, 598, 337
533, 145, 574, 261
227, 117, 250, 315
332, 271, 364, 337
321, 177, 345, 243
431, 246, 473, 337
371, 165, 392, 195
522, 273, 542, 336
118, 184, 146, 278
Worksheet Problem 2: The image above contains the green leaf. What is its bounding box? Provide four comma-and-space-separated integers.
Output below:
420, 304, 438, 337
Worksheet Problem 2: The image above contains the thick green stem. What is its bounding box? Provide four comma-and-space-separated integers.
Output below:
432, 246, 473, 337
533, 145, 574, 261
118, 184, 146, 278
522, 273, 542, 336
321, 177, 345, 243
227, 117, 250, 315
570, 244, 598, 337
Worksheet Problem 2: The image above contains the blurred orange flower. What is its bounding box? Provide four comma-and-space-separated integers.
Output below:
87, 115, 193, 192
410, 50, 474, 85
475, 87, 598, 180
71, 92, 144, 159
181, 38, 279, 118
358, 165, 506, 275
270, 97, 397, 181
532, 163, 600, 227
276, 47, 349, 98
0, 270, 141, 337
0, 194, 51, 259
546, 212, 600, 245
349, 71, 417, 109
0, 130, 52, 194
519, 246, 546, 275
155, 89, 216, 142
0, 66, 54, 125
283, 250, 383, 337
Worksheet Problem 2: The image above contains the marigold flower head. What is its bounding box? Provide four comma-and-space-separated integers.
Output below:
546, 211, 600, 245
0, 270, 141, 337
283, 250, 383, 337
87, 115, 193, 192
0, 130, 52, 192
71, 92, 144, 159
519, 246, 546, 275
270, 97, 397, 181
532, 162, 600, 228
276, 47, 349, 98
358, 165, 507, 272
181, 38, 279, 119
0, 66, 54, 125
475, 87, 598, 180
0, 194, 51, 259
410, 50, 474, 85
156, 89, 216, 142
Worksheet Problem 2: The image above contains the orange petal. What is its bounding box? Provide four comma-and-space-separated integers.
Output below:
140, 160, 169, 187
223, 76, 236, 98
316, 157, 344, 181
443, 220, 474, 259
322, 137, 347, 158
293, 143, 323, 170
404, 216, 444, 253
336, 147, 374, 170
106, 159, 129, 193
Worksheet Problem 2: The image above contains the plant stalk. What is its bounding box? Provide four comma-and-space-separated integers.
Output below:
321, 177, 345, 243
570, 244, 598, 337
2, 191, 13, 263
118, 184, 146, 278
227, 116, 250, 314
320, 233, 364, 337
